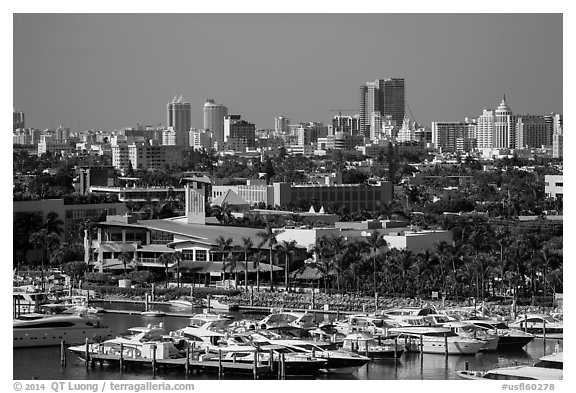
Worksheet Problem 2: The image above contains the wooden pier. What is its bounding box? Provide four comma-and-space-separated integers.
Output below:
64, 340, 274, 379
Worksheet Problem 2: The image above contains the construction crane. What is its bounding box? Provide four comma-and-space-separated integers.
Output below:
405, 100, 418, 126
329, 109, 359, 117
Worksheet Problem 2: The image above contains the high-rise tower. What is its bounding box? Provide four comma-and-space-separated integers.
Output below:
167, 95, 191, 133
203, 99, 228, 143
383, 78, 405, 126
494, 95, 516, 149
359, 78, 404, 139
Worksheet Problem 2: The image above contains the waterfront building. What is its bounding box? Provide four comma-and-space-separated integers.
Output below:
204, 99, 228, 143
431, 121, 477, 152
494, 96, 516, 149
544, 175, 563, 200
13, 108, 25, 130
476, 109, 495, 149
515, 115, 552, 149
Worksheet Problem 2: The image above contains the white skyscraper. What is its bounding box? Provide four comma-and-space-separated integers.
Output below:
274, 116, 289, 134
494, 96, 516, 149
476, 109, 495, 149
203, 99, 228, 143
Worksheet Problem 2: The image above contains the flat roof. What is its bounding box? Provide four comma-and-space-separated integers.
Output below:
139, 219, 266, 246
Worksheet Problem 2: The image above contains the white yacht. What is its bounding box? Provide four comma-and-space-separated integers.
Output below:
269, 338, 371, 373
14, 314, 112, 348
463, 319, 535, 349
333, 314, 398, 336
456, 351, 563, 380
388, 326, 485, 355
13, 286, 49, 315
188, 313, 233, 331
68, 323, 180, 360
259, 311, 317, 330
508, 314, 563, 339
442, 321, 500, 351
342, 331, 404, 359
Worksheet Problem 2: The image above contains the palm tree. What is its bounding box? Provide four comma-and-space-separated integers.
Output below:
14, 212, 42, 264
258, 225, 282, 291
157, 253, 173, 288
44, 211, 64, 236
117, 252, 133, 275
173, 251, 182, 288
223, 253, 240, 289
240, 237, 254, 291
215, 236, 234, 284
363, 230, 388, 296
276, 240, 299, 292
310, 236, 334, 293
29, 229, 61, 291
325, 236, 347, 293
252, 250, 266, 291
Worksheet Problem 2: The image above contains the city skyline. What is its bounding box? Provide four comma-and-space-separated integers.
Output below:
13, 13, 562, 131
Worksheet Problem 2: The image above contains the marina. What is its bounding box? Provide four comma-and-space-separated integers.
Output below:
13, 301, 563, 380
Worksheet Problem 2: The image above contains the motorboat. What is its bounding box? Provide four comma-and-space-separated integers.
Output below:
388, 326, 485, 355
141, 310, 166, 317
380, 306, 438, 317
188, 313, 234, 331
267, 339, 370, 373
203, 295, 239, 311
259, 311, 317, 330
170, 326, 227, 352
68, 323, 181, 360
333, 314, 398, 336
463, 319, 535, 349
13, 286, 49, 315
169, 298, 195, 308
455, 351, 563, 380
508, 314, 563, 339
441, 321, 499, 351
14, 314, 112, 348
309, 323, 346, 349
342, 332, 404, 359
256, 344, 328, 376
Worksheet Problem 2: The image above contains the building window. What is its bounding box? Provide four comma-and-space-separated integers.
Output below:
195, 250, 207, 261
182, 250, 194, 260
556, 183, 563, 187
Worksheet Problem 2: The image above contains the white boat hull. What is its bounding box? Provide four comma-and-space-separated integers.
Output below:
14, 327, 112, 348
401, 336, 484, 355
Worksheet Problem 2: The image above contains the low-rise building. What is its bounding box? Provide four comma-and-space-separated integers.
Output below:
544, 175, 563, 200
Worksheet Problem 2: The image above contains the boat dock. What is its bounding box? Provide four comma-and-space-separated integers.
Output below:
62, 343, 278, 379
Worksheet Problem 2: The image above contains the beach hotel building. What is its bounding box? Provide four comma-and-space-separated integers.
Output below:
86, 176, 282, 283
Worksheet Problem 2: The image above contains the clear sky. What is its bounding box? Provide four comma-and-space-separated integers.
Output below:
13, 13, 563, 131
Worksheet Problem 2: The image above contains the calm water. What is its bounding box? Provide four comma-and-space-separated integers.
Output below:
13, 302, 563, 380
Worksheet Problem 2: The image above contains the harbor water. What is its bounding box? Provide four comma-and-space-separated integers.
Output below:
13, 302, 563, 380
